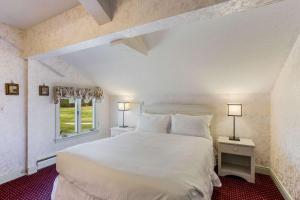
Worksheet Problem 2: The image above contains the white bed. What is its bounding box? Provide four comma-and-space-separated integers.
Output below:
51, 104, 221, 200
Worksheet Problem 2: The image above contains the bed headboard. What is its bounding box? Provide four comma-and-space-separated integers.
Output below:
141, 103, 212, 115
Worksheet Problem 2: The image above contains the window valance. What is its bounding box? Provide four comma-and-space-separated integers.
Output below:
54, 86, 104, 104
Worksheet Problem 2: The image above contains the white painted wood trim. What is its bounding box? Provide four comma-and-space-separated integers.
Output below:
1, 157, 56, 183
0, 171, 26, 184
37, 157, 56, 171
270, 168, 293, 200
78, 0, 112, 25
27, 167, 38, 175
55, 130, 100, 143
28, 156, 57, 175
255, 165, 270, 175
254, 166, 293, 200
111, 36, 149, 56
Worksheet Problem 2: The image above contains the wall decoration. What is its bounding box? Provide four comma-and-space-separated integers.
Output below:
5, 82, 19, 95
39, 84, 49, 96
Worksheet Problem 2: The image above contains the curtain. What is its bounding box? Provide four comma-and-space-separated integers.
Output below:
54, 86, 104, 104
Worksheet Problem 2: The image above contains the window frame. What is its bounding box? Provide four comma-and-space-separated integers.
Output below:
55, 98, 98, 140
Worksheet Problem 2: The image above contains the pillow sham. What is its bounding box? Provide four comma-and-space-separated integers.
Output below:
136, 113, 170, 133
170, 114, 212, 139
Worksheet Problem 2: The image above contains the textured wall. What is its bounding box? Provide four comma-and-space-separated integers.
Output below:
0, 23, 24, 50
0, 23, 26, 180
27, 58, 110, 171
0, 22, 111, 181
271, 35, 300, 199
111, 94, 270, 167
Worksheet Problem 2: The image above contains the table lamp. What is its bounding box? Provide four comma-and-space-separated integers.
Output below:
118, 102, 130, 128
227, 104, 242, 141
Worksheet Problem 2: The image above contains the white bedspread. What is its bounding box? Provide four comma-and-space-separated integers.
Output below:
54, 132, 221, 200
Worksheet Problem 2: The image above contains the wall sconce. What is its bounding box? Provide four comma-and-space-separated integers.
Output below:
227, 104, 242, 141
118, 102, 130, 128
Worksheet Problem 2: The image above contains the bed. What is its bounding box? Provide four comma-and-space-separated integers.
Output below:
51, 104, 221, 200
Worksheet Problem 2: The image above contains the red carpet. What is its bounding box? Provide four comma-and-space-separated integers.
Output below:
0, 166, 57, 200
0, 165, 283, 200
212, 175, 284, 200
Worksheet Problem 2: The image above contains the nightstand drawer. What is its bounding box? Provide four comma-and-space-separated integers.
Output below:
220, 143, 253, 156
110, 127, 135, 137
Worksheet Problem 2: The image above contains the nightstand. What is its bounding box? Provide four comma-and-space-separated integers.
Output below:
110, 127, 135, 137
218, 136, 255, 183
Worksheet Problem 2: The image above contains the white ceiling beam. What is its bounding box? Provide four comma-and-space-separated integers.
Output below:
111, 36, 149, 56
77, 0, 112, 25
25, 0, 284, 59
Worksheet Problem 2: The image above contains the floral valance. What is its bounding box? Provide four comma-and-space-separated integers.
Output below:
54, 86, 104, 104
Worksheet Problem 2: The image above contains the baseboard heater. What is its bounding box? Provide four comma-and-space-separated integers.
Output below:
36, 155, 56, 170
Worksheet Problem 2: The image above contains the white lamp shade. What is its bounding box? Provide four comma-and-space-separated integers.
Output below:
228, 104, 242, 116
118, 102, 130, 111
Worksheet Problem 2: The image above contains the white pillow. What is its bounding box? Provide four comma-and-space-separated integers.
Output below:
170, 114, 212, 138
136, 113, 170, 133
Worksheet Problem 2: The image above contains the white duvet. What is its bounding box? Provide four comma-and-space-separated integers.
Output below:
53, 132, 221, 200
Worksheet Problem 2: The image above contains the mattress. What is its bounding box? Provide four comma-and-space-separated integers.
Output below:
54, 131, 221, 200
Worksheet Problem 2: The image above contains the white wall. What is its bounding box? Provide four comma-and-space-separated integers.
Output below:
0, 22, 111, 181
0, 23, 26, 183
27, 58, 110, 172
271, 35, 300, 199
111, 93, 270, 167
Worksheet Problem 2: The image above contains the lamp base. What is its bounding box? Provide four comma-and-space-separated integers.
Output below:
119, 125, 128, 128
229, 136, 240, 141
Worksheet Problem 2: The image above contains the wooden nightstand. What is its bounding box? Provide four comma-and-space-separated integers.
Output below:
110, 127, 135, 137
218, 136, 255, 183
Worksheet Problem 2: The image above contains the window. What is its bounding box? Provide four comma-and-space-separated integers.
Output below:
80, 99, 95, 132
56, 98, 97, 138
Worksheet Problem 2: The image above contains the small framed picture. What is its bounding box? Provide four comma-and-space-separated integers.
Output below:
5, 83, 19, 95
39, 85, 49, 96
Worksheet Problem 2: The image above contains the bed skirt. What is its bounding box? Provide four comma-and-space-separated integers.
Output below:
52, 175, 103, 200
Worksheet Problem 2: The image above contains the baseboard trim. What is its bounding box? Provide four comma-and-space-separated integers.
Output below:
270, 169, 293, 200
0, 157, 57, 184
255, 165, 293, 200
0, 170, 26, 185
27, 167, 38, 175
27, 157, 56, 175
37, 157, 56, 170
255, 165, 270, 175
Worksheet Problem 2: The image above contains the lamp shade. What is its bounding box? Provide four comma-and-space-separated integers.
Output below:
228, 104, 242, 116
118, 102, 130, 111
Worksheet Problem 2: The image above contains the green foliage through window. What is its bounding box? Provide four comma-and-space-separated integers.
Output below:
59, 99, 95, 137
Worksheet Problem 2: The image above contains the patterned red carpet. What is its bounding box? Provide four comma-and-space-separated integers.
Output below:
212, 175, 284, 200
0, 165, 283, 200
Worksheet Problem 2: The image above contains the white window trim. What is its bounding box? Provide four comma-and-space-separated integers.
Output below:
55, 98, 99, 141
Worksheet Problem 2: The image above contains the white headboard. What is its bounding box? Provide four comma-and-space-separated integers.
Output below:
141, 103, 212, 115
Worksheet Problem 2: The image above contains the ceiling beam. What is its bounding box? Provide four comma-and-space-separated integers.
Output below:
77, 0, 113, 25
111, 36, 149, 55
24, 0, 284, 59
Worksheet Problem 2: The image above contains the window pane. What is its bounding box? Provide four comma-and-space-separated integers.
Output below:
81, 99, 94, 132
60, 99, 76, 136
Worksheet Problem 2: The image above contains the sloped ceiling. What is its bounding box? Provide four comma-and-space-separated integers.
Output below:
0, 0, 79, 28
61, 0, 300, 96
